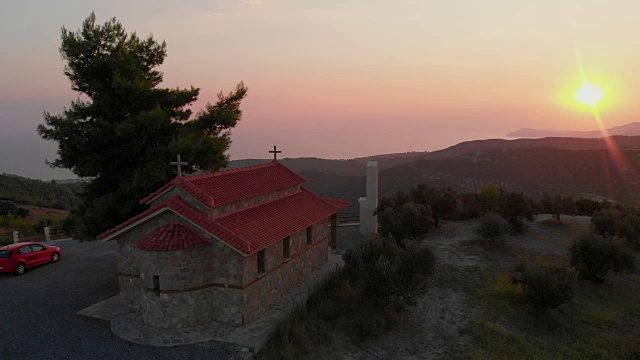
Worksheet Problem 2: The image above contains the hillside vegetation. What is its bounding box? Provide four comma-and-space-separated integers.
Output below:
260, 216, 640, 359
228, 137, 640, 207
0, 173, 79, 209
301, 146, 640, 205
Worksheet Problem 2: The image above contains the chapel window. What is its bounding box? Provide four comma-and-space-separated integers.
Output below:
152, 275, 160, 297
306, 226, 312, 246
283, 236, 291, 259
258, 249, 266, 274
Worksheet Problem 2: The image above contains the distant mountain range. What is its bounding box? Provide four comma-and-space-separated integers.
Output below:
507, 122, 640, 138
226, 136, 640, 211
6, 135, 640, 213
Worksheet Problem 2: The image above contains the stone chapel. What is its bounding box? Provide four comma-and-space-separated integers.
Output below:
98, 160, 350, 329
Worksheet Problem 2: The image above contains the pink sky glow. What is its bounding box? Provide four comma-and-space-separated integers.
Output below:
1, 1, 640, 178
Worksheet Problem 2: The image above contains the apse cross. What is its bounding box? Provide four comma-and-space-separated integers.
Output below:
170, 154, 188, 177
269, 146, 282, 161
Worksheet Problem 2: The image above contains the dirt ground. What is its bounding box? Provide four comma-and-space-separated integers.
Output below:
304, 215, 621, 359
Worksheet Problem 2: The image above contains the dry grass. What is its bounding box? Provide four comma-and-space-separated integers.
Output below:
20, 205, 69, 222
463, 216, 640, 359
0, 205, 69, 245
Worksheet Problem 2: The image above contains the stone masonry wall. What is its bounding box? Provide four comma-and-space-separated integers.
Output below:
137, 246, 214, 328
114, 211, 246, 327
242, 218, 329, 324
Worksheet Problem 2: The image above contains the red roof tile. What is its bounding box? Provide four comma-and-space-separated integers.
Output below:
98, 197, 250, 253
140, 161, 305, 208
322, 197, 352, 211
213, 188, 342, 252
137, 223, 213, 251
101, 163, 353, 255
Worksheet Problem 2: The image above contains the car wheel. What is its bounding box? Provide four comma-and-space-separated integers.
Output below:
15, 263, 26, 276
51, 253, 60, 263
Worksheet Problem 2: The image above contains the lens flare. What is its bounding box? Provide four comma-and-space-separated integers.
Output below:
574, 82, 605, 107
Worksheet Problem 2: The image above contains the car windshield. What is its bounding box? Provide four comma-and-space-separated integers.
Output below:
0, 250, 11, 258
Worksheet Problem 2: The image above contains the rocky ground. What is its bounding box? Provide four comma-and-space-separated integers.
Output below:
305, 216, 594, 359
327, 222, 480, 360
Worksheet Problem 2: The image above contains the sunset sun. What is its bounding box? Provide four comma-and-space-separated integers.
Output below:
574, 82, 605, 107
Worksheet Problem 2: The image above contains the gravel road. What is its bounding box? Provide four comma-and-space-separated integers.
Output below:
0, 239, 241, 360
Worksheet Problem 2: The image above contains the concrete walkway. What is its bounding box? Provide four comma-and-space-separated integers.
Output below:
79, 250, 344, 354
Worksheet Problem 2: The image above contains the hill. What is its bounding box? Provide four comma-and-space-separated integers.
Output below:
226, 156, 426, 177
297, 146, 640, 205
226, 137, 640, 206
403, 147, 640, 200
0, 173, 79, 209
422, 135, 640, 160
229, 136, 640, 178
507, 121, 640, 138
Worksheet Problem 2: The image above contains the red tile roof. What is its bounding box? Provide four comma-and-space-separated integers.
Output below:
213, 188, 344, 252
137, 223, 213, 251
98, 197, 250, 253
101, 161, 353, 255
140, 161, 305, 208
100, 190, 351, 255
322, 198, 352, 211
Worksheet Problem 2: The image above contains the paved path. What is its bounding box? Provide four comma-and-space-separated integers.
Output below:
79, 251, 345, 354
0, 239, 241, 360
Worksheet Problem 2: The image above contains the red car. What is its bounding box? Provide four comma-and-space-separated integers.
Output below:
0, 242, 61, 275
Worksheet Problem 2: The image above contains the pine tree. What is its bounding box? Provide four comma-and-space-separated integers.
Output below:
38, 13, 247, 238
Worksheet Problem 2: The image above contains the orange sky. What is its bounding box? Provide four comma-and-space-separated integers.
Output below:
1, 0, 640, 178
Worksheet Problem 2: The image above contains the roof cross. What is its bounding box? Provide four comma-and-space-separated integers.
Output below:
269, 145, 282, 161
170, 154, 188, 177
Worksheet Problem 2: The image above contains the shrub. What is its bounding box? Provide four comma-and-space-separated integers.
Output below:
36, 218, 54, 231
345, 238, 435, 305
501, 192, 537, 234
457, 193, 482, 220
411, 185, 458, 227
591, 209, 619, 236
474, 213, 511, 242
376, 202, 432, 244
621, 212, 640, 251
576, 198, 603, 216
512, 263, 576, 310
480, 184, 502, 214
0, 200, 18, 217
509, 216, 530, 235
591, 207, 640, 251
306, 238, 436, 342
60, 215, 77, 236
569, 233, 636, 284
493, 272, 523, 298
541, 194, 577, 222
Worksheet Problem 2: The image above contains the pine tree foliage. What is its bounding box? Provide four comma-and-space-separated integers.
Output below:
38, 13, 248, 238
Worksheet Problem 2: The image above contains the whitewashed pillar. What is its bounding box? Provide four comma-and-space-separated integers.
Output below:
12, 231, 18, 244
358, 160, 379, 236
44, 227, 51, 242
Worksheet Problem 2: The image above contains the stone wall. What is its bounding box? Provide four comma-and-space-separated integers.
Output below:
242, 218, 329, 324
137, 246, 214, 328
113, 211, 246, 327
111, 201, 332, 328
